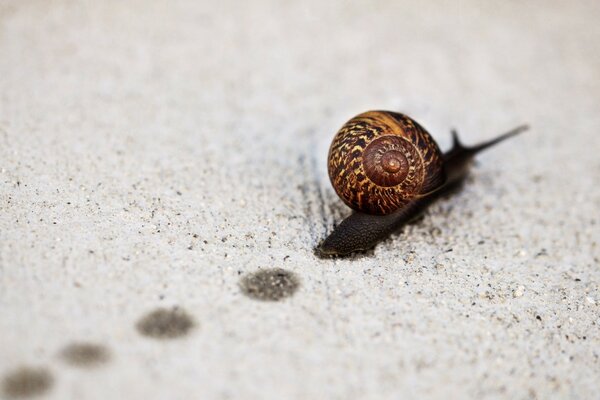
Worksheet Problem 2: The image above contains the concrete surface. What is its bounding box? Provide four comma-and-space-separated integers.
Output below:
1, 0, 599, 399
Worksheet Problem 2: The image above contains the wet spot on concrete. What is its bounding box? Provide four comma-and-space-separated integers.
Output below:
1, 367, 53, 399
60, 342, 110, 367
240, 268, 300, 301
136, 307, 195, 339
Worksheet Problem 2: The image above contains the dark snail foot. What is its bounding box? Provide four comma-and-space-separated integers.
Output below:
314, 243, 374, 259
315, 203, 426, 257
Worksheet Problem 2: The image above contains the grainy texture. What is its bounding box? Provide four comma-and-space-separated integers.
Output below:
0, 1, 599, 399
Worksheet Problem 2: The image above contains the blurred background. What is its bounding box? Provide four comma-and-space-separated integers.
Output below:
1, 1, 599, 399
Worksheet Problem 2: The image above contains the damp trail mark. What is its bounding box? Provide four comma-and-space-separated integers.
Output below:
136, 307, 195, 339
297, 154, 316, 242
309, 135, 328, 238
297, 135, 329, 247
1, 367, 53, 399
304, 134, 339, 333
60, 342, 110, 367
240, 268, 300, 301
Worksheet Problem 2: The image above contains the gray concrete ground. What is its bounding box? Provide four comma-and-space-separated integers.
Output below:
1, 1, 599, 399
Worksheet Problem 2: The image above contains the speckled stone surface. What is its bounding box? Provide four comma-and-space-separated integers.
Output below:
1, 1, 599, 399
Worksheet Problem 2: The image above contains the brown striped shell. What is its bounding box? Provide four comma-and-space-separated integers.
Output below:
328, 111, 446, 215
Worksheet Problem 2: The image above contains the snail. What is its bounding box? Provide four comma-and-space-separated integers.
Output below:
318, 110, 528, 256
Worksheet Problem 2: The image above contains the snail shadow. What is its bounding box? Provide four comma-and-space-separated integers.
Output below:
313, 181, 467, 260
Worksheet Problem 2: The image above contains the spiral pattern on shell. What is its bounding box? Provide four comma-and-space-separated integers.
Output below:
327, 111, 445, 215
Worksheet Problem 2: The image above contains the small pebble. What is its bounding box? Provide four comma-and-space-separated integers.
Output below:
513, 286, 525, 298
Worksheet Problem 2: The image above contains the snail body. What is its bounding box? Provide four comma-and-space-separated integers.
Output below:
319, 111, 528, 256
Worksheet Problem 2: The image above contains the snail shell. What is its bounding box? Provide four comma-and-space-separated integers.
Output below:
328, 111, 446, 215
